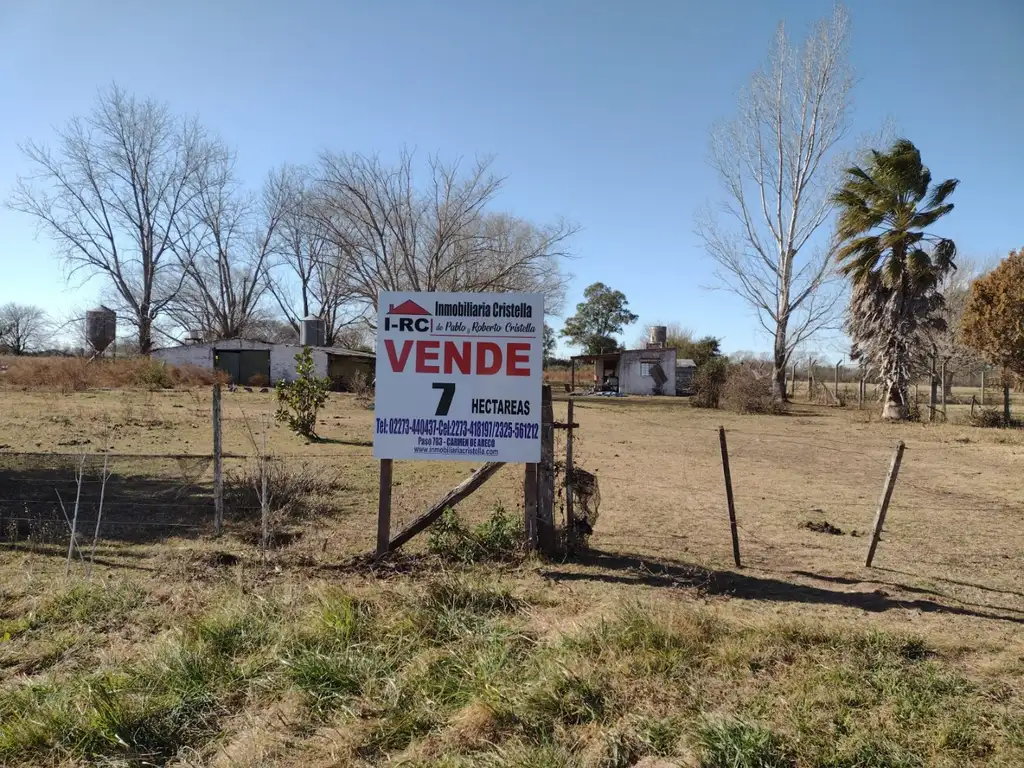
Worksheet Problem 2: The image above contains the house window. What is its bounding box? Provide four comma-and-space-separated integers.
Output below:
640, 362, 655, 377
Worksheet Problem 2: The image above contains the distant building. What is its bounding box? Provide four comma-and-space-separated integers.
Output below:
151, 339, 374, 389
566, 325, 698, 396
570, 347, 687, 396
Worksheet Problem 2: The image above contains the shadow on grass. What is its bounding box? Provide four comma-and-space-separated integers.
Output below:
0, 542, 157, 572
540, 549, 1024, 625
876, 566, 1024, 600
313, 437, 373, 447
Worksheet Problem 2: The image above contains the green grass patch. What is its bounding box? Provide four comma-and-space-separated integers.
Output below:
2, 577, 1023, 766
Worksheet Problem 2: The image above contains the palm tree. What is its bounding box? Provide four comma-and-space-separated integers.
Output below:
832, 140, 958, 419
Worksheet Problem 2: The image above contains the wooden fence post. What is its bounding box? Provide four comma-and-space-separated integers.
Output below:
929, 353, 937, 422
835, 360, 842, 402
940, 358, 947, 420
212, 383, 224, 536
865, 440, 905, 567
524, 463, 538, 548
1003, 371, 1011, 426
981, 367, 986, 406
376, 459, 393, 558
565, 399, 575, 525
538, 385, 556, 555
718, 426, 742, 568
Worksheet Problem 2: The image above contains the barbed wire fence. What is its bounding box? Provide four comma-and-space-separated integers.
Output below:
2, 387, 1021, 593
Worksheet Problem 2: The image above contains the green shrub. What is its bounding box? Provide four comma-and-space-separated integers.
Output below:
428, 506, 523, 564
275, 347, 330, 439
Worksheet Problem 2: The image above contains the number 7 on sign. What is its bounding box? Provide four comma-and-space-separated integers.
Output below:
432, 382, 456, 416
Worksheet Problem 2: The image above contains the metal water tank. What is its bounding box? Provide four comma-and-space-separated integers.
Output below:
300, 315, 326, 346
85, 307, 117, 355
649, 325, 668, 347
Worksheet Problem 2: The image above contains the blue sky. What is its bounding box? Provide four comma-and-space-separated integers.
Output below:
1, 0, 1022, 355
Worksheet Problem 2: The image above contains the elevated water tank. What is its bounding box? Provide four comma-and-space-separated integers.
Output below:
649, 325, 668, 348
300, 315, 326, 347
85, 307, 117, 355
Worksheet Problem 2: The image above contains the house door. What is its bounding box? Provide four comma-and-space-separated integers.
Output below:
214, 350, 270, 384
214, 350, 240, 383
238, 350, 271, 385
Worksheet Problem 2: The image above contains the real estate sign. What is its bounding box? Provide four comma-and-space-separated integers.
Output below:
374, 291, 543, 462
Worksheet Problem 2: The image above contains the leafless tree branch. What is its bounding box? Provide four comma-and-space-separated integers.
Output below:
696, 6, 853, 399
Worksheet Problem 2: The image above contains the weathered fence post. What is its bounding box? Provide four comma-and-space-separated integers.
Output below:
212, 383, 224, 536
565, 399, 575, 527
524, 462, 538, 548
717, 426, 742, 568
940, 358, 948, 420
929, 353, 938, 422
835, 359, 842, 403
865, 440, 905, 567
1003, 368, 1012, 425
376, 459, 393, 558
981, 367, 986, 406
537, 385, 556, 555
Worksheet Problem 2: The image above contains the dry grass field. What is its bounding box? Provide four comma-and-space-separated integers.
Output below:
1, 383, 1023, 766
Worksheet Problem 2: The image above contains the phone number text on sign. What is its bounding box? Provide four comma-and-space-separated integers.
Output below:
373, 291, 543, 463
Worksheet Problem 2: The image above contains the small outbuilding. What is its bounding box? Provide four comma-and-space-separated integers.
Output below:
570, 347, 679, 396
151, 339, 375, 390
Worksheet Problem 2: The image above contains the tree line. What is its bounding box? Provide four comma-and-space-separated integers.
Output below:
8, 86, 576, 354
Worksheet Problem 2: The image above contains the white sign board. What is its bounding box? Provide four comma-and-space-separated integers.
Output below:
374, 291, 543, 462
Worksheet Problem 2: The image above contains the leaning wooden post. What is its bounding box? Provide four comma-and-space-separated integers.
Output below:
538, 385, 556, 555
565, 399, 575, 525
835, 359, 842, 402
212, 383, 224, 536
376, 459, 393, 558
865, 440, 905, 567
717, 426, 741, 568
390, 462, 505, 551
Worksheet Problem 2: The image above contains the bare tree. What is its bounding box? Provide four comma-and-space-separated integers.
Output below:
264, 165, 362, 345
927, 257, 988, 393
697, 5, 853, 400
0, 303, 49, 354
167, 158, 285, 340
310, 149, 575, 321
9, 85, 221, 353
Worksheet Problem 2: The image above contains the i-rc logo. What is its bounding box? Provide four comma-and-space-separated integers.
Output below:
383, 300, 432, 333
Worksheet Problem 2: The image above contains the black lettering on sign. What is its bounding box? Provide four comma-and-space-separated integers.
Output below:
432, 382, 456, 416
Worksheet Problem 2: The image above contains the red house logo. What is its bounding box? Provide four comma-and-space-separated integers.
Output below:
385, 299, 432, 332
387, 300, 431, 316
